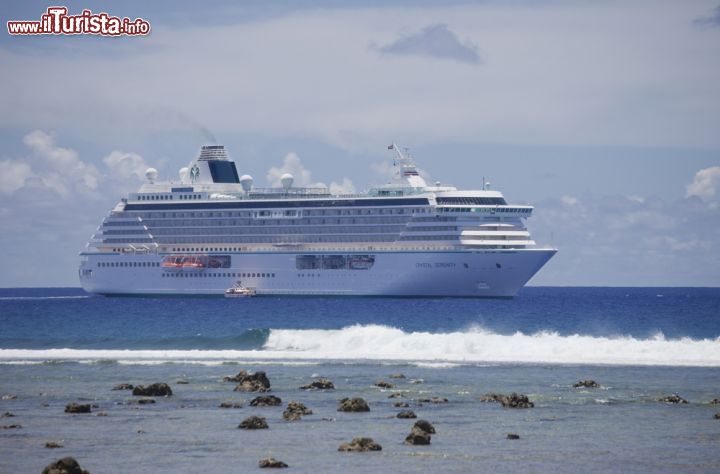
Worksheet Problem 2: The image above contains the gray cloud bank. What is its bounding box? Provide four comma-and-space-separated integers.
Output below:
693, 5, 720, 28
530, 169, 720, 286
377, 23, 481, 64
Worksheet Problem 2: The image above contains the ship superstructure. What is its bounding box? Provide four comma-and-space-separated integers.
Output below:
79, 144, 556, 296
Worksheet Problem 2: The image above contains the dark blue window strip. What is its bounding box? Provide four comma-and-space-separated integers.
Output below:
124, 197, 430, 211
436, 197, 507, 205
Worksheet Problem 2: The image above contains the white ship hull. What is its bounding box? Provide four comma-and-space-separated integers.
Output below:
79, 248, 556, 297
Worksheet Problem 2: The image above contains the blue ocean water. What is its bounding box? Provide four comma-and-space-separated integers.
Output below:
1, 287, 719, 473
1, 286, 719, 348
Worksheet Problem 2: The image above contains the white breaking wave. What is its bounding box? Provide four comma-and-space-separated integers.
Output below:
262, 324, 720, 366
1, 325, 719, 367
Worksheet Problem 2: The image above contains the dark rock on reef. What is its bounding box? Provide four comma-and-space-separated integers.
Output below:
389, 373, 406, 379
500, 393, 534, 409
480, 392, 534, 408
404, 419, 435, 445
236, 379, 271, 392
397, 410, 417, 419
65, 403, 92, 414
285, 401, 312, 415
573, 380, 600, 388
394, 402, 410, 408
121, 398, 154, 406
259, 458, 288, 468
337, 397, 370, 412
1, 411, 14, 417
338, 437, 382, 452
250, 395, 282, 407
418, 397, 448, 404
405, 427, 431, 445
223, 369, 248, 382
388, 392, 404, 398
132, 383, 172, 397
111, 383, 133, 391
375, 380, 395, 389
2, 424, 22, 429
283, 401, 312, 421
413, 419, 436, 434
480, 393, 503, 403
714, 413, 720, 419
299, 378, 335, 390
41, 457, 89, 474
175, 380, 189, 385
238, 416, 268, 429
282, 412, 301, 422
710, 398, 720, 404
219, 402, 243, 409
507, 433, 520, 440
659, 394, 688, 404
46, 441, 64, 448
232, 371, 271, 392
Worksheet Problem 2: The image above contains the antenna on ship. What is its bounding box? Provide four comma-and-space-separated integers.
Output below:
388, 143, 426, 188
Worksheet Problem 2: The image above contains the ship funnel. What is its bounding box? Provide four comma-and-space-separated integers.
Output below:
197, 145, 228, 161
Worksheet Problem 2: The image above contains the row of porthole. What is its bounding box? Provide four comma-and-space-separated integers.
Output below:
296, 273, 359, 277
98, 261, 160, 267
162, 272, 276, 278
172, 247, 235, 252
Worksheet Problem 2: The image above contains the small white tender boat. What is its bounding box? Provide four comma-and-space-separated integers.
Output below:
224, 281, 256, 298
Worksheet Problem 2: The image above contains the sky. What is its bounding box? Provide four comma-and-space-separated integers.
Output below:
1, 0, 719, 287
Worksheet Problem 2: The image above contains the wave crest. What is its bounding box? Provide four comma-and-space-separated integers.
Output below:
1, 325, 718, 366
263, 324, 720, 366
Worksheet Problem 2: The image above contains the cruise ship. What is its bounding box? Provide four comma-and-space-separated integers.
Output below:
79, 145, 556, 296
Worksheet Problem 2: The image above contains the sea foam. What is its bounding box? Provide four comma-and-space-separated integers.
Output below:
263, 324, 720, 366
1, 324, 719, 366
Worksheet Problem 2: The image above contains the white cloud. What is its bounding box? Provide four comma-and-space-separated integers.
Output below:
103, 150, 151, 182
560, 195, 580, 207
266, 151, 356, 195
4, 130, 152, 199
266, 152, 324, 188
686, 166, 720, 203
22, 130, 79, 169
0, 131, 157, 286
371, 161, 398, 182
21, 130, 100, 193
0, 159, 34, 195
329, 178, 356, 195
529, 193, 720, 286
